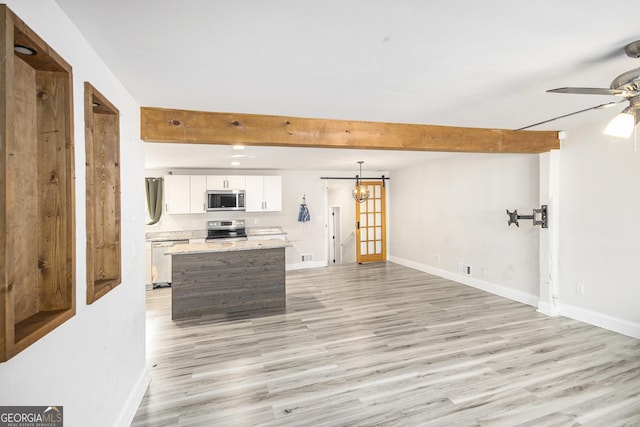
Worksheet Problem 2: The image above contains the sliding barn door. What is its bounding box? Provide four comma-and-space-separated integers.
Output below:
355, 181, 386, 263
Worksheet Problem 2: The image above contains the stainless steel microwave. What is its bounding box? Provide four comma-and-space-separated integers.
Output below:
206, 190, 245, 211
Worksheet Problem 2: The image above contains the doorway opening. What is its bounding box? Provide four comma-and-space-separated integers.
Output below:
327, 181, 357, 264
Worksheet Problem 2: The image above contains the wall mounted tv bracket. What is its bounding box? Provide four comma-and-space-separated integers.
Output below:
506, 205, 548, 228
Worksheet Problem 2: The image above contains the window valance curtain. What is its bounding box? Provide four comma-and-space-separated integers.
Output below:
145, 177, 163, 225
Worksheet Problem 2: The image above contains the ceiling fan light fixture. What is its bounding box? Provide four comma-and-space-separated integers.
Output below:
603, 107, 635, 138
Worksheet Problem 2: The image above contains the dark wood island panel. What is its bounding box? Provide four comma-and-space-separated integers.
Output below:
171, 247, 285, 320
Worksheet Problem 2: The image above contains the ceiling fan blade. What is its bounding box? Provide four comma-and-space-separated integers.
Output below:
547, 87, 630, 96
515, 100, 625, 131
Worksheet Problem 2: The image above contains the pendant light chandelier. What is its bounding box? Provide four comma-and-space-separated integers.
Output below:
352, 161, 370, 203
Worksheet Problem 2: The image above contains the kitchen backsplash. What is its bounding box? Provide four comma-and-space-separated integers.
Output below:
145, 209, 286, 233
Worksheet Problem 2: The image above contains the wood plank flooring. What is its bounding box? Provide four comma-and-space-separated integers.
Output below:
131, 262, 640, 426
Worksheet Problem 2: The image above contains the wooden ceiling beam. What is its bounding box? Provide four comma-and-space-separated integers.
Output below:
140, 107, 560, 154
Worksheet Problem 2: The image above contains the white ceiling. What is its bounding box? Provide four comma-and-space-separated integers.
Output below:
55, 0, 640, 171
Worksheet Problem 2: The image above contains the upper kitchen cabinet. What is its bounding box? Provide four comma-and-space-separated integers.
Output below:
245, 176, 282, 212
164, 175, 206, 214
190, 176, 207, 213
206, 175, 245, 190
164, 175, 189, 214
1, 5, 75, 362
84, 82, 121, 304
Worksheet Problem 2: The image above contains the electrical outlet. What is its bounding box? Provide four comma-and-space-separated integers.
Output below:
458, 262, 472, 276
576, 283, 585, 295
301, 254, 313, 262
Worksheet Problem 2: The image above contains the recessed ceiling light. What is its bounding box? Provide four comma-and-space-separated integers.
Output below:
230, 154, 248, 158
232, 145, 245, 150
14, 45, 36, 55
231, 161, 240, 166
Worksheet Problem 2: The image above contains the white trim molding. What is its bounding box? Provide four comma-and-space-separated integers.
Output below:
286, 260, 327, 271
389, 256, 539, 307
559, 304, 640, 340
537, 301, 559, 317
118, 368, 150, 427
389, 256, 640, 340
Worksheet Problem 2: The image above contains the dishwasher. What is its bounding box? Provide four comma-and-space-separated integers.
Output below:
151, 240, 189, 288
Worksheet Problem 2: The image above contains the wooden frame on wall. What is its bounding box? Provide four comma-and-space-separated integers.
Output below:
0, 5, 76, 362
84, 82, 121, 304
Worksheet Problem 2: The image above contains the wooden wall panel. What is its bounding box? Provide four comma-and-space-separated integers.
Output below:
8, 57, 38, 324
1, 5, 75, 361
37, 70, 70, 312
95, 109, 120, 282
0, 5, 9, 359
85, 82, 121, 303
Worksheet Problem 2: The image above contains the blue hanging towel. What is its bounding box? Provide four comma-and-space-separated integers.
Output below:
298, 196, 311, 222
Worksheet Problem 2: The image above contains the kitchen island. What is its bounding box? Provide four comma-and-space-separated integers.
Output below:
165, 239, 287, 320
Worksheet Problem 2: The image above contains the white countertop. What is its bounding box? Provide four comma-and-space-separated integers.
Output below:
146, 230, 206, 241
166, 239, 289, 255
245, 226, 286, 236
146, 226, 285, 241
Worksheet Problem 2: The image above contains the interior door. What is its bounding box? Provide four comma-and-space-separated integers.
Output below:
355, 181, 386, 263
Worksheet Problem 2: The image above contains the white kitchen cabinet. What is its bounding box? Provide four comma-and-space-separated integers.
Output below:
206, 175, 245, 190
245, 175, 282, 212
189, 175, 207, 213
263, 176, 282, 211
164, 175, 190, 214
164, 175, 206, 214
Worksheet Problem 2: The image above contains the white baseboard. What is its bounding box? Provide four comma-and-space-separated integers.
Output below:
116, 366, 150, 427
286, 260, 326, 271
560, 303, 640, 340
389, 256, 539, 307
536, 301, 560, 317
389, 256, 640, 340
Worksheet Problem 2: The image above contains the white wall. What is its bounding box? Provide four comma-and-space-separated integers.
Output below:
0, 2, 148, 426
281, 170, 329, 269
558, 118, 640, 337
388, 127, 640, 339
389, 153, 541, 305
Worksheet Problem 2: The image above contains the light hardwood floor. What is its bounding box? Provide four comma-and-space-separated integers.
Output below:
132, 262, 640, 426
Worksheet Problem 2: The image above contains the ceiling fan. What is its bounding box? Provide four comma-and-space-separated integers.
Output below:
518, 40, 640, 138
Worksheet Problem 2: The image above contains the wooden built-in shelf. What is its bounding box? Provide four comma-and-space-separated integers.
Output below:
84, 82, 121, 304
0, 5, 75, 362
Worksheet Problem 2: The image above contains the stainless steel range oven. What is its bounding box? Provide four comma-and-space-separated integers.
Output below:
206, 219, 247, 242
